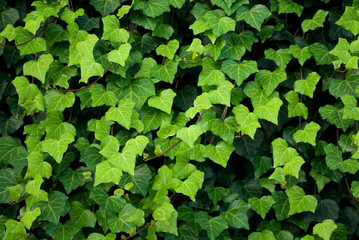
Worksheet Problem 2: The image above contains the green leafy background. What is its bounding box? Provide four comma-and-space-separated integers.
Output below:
1, 0, 359, 239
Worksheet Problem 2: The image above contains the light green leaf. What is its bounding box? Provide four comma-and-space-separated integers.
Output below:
3, 220, 27, 240
249, 196, 275, 219
42, 133, 74, 163
269, 167, 285, 183
210, 117, 236, 144
283, 156, 305, 178
225, 199, 250, 229
248, 230, 276, 240
44, 90, 75, 112
152, 165, 181, 190
0, 24, 15, 41
89, 83, 117, 107
12, 76, 41, 104
204, 141, 234, 167
345, 56, 359, 69
189, 20, 211, 35
21, 207, 41, 230
286, 186, 318, 215
120, 164, 154, 197
101, 15, 128, 42
148, 89, 177, 114
15, 27, 47, 55
313, 219, 337, 240
221, 60, 258, 86
23, 54, 54, 83
288, 45, 312, 66
264, 48, 292, 68
187, 38, 204, 54
336, 6, 359, 35
254, 97, 283, 125
105, 98, 135, 129
108, 43, 132, 66
220, 32, 246, 60
195, 212, 228, 240
156, 39, 179, 60
140, 105, 172, 133
329, 38, 351, 64
236, 4, 271, 31
328, 71, 359, 98
198, 58, 226, 86
285, 91, 308, 119
301, 10, 328, 32
255, 68, 286, 96
294, 72, 320, 98
118, 78, 155, 110
79, 57, 104, 84
232, 104, 260, 139
342, 94, 359, 120
94, 160, 122, 186
278, 0, 303, 16
204, 38, 226, 61
60, 8, 85, 24
90, 0, 121, 16
25, 152, 52, 179
351, 181, 359, 198
176, 125, 203, 148
175, 170, 204, 201
140, 0, 170, 18
76, 34, 98, 59
309, 170, 330, 193
324, 143, 344, 171
151, 58, 179, 84
204, 10, 236, 37
208, 80, 234, 106
272, 138, 298, 167
33, 191, 68, 224
293, 122, 320, 146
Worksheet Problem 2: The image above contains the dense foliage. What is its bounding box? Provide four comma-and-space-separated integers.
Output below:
1, 0, 359, 239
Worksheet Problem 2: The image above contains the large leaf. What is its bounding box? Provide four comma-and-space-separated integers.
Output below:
232, 104, 260, 139
175, 170, 204, 201
249, 196, 275, 219
253, 97, 283, 125
148, 89, 177, 114
286, 186, 318, 215
23, 54, 54, 83
105, 98, 135, 129
278, 0, 303, 16
195, 212, 228, 240
90, 0, 121, 16
33, 191, 68, 224
255, 68, 286, 96
225, 199, 250, 229
272, 138, 298, 167
236, 4, 271, 31
176, 125, 203, 148
293, 122, 320, 146
198, 58, 226, 86
336, 6, 359, 35
302, 10, 328, 33
221, 60, 258, 86
204, 10, 236, 37
204, 141, 235, 167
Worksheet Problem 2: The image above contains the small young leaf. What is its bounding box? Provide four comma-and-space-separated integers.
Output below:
313, 219, 337, 240
293, 122, 321, 146
156, 39, 179, 60
294, 72, 320, 98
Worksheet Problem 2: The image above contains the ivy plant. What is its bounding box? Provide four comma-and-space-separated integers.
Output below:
1, 0, 359, 239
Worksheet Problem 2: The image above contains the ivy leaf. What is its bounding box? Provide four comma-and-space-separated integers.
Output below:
238, 30, 258, 52
23, 54, 54, 83
139, 0, 170, 18
44, 90, 75, 112
89, 83, 117, 107
101, 15, 128, 43
3, 220, 27, 240
198, 58, 226, 86
341, 94, 359, 120
328, 71, 359, 98
12, 76, 40, 104
204, 141, 234, 167
329, 38, 351, 63
313, 219, 337, 240
0, 8, 19, 31
151, 58, 179, 84
236, 4, 271, 31
175, 170, 204, 201
336, 6, 359, 35
140, 105, 172, 133
253, 97, 283, 125
195, 212, 228, 240
225, 199, 250, 229
58, 168, 86, 194
288, 45, 312, 66
45, 111, 76, 140
148, 89, 177, 114
293, 122, 320, 146
118, 78, 155, 110
152, 165, 181, 190
0, 113, 23, 136
21, 207, 41, 230
272, 138, 298, 167
90, 0, 121, 16
42, 133, 74, 163
25, 152, 52, 179
210, 117, 236, 144
294, 72, 320, 99
205, 185, 227, 206
0, 169, 18, 203
264, 48, 292, 68
278, 0, 303, 16
286, 186, 318, 215
189, 20, 211, 35
248, 230, 276, 240
221, 60, 258, 86
108, 203, 137, 233
285, 91, 308, 119
283, 156, 305, 178
204, 10, 236, 37
208, 80, 234, 106
309, 170, 331, 193
219, 33, 246, 60
79, 57, 104, 84
15, 27, 47, 55
176, 125, 203, 148
120, 164, 154, 197
232, 104, 260, 139
308, 43, 335, 65
302, 10, 328, 33
108, 43, 132, 66
272, 191, 289, 221
105, 98, 135, 129
255, 68, 286, 96
319, 104, 352, 130
94, 160, 122, 186
323, 143, 359, 174
33, 191, 68, 224
249, 196, 275, 219
69, 201, 96, 228
156, 39, 179, 60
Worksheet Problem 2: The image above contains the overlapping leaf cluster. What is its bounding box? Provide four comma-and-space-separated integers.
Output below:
1, 0, 359, 239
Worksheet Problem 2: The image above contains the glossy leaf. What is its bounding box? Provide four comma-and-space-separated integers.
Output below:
236, 4, 271, 31
286, 186, 318, 215
293, 122, 321, 146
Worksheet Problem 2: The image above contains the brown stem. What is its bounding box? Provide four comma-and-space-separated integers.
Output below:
124, 221, 156, 240
343, 173, 359, 213
336, 128, 341, 150
8, 194, 30, 205
68, 106, 74, 122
